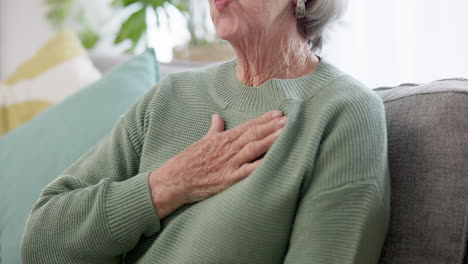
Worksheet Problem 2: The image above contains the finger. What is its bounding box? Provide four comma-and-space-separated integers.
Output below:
227, 110, 283, 138
207, 114, 225, 135
234, 128, 283, 166
235, 116, 287, 147
230, 158, 263, 184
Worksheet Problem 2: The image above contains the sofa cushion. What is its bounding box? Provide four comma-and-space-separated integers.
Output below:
374, 79, 468, 264
0, 29, 101, 137
0, 48, 159, 263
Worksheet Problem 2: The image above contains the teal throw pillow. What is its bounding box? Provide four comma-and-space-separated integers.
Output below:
0, 48, 160, 263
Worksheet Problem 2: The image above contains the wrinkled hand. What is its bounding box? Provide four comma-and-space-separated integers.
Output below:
149, 110, 287, 219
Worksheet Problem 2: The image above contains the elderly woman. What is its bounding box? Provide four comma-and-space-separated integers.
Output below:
22, 0, 390, 263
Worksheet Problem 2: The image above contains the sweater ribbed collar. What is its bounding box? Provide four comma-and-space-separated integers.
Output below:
208, 57, 344, 112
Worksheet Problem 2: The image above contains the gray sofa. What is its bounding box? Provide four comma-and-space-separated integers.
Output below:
374, 80, 468, 264
90, 54, 468, 264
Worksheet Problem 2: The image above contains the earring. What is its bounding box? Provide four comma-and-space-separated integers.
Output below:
295, 0, 306, 18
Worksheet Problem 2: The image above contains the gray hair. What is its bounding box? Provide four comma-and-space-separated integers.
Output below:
298, 0, 348, 52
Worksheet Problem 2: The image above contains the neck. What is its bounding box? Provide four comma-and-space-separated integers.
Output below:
230, 24, 319, 87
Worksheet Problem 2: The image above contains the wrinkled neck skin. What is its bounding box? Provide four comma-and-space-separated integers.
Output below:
230, 19, 318, 87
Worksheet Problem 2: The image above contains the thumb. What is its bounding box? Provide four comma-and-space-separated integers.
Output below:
208, 114, 225, 134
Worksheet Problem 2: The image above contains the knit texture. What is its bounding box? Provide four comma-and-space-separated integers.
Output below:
21, 58, 390, 264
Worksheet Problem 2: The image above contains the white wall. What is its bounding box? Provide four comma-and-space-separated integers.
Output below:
322, 0, 468, 87
0, 0, 55, 78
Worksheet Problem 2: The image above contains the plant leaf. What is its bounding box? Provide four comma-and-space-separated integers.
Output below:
110, 0, 122, 7
80, 28, 100, 49
114, 7, 147, 48
146, 0, 169, 9
122, 0, 141, 7
44, 0, 74, 26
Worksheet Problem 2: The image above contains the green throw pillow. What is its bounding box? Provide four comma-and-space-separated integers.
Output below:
0, 48, 160, 263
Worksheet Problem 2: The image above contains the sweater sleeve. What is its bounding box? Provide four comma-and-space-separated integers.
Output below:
21, 84, 162, 264
283, 91, 391, 264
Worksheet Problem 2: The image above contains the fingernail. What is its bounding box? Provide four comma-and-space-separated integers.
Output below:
278, 117, 287, 126
272, 111, 283, 118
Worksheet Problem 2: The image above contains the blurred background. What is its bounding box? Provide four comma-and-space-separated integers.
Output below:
0, 0, 467, 87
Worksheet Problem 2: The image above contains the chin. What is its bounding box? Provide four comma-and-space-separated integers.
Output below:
215, 23, 240, 41
211, 10, 244, 42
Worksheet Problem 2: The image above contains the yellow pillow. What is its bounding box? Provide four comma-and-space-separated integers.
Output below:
0, 29, 101, 137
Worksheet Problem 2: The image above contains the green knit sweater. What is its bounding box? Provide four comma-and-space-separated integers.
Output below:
21, 58, 390, 264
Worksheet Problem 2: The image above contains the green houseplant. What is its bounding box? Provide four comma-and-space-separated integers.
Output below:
45, 0, 191, 52
44, 0, 235, 61
111, 0, 191, 52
